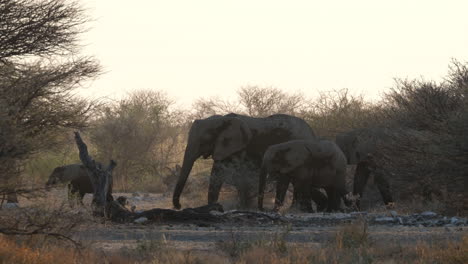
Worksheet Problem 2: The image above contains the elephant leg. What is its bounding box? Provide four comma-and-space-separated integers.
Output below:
237, 186, 251, 209
68, 184, 79, 207
274, 175, 290, 212
310, 188, 328, 212
78, 191, 86, 205
374, 169, 393, 205
289, 178, 300, 210
293, 183, 313, 213
325, 187, 341, 212
207, 161, 225, 205
353, 161, 370, 210
107, 192, 114, 203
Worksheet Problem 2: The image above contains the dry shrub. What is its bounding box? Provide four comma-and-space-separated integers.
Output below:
303, 89, 380, 138
150, 251, 224, 264
413, 235, 468, 264
120, 237, 225, 264
239, 247, 312, 264
377, 61, 468, 215
90, 90, 187, 192
236, 219, 467, 264
334, 218, 369, 249
216, 226, 291, 260
0, 194, 95, 251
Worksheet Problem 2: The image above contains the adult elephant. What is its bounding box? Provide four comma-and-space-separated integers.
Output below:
258, 139, 350, 212
172, 113, 326, 209
46, 164, 95, 205
335, 128, 394, 209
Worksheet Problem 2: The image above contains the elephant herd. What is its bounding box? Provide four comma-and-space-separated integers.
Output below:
46, 113, 394, 212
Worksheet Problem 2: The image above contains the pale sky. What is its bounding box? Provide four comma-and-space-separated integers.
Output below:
79, 0, 468, 105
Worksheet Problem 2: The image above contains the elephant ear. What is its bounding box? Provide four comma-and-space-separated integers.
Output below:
212, 117, 252, 161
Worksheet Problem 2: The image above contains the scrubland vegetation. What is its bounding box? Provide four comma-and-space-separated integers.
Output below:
1, 0, 467, 263
15, 62, 467, 215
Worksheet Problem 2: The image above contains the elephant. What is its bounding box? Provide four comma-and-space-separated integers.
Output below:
46, 164, 94, 205
335, 128, 394, 209
258, 139, 351, 212
172, 113, 328, 209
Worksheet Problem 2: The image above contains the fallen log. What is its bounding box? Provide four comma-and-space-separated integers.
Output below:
108, 201, 224, 223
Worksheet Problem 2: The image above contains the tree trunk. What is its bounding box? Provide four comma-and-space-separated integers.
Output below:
74, 132, 116, 217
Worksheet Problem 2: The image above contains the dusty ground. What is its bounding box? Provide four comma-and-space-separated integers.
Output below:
37, 189, 464, 256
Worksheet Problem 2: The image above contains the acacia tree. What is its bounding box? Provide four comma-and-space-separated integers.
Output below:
90, 90, 186, 191
237, 86, 306, 117
302, 89, 377, 137
0, 0, 100, 203
190, 86, 306, 119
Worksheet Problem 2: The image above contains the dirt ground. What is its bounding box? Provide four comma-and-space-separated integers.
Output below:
44, 190, 465, 255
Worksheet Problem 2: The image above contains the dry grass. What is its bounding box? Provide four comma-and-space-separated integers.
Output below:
0, 235, 130, 264
1, 223, 466, 264
235, 221, 467, 264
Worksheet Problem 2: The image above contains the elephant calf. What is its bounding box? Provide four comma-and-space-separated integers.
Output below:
258, 139, 351, 213
336, 128, 394, 209
46, 164, 93, 205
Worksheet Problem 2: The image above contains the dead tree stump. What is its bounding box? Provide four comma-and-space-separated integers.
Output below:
74, 132, 116, 217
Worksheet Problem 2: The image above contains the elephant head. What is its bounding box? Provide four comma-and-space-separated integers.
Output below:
46, 166, 67, 188
336, 131, 360, 165
172, 115, 252, 209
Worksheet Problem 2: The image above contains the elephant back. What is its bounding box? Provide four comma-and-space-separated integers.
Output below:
304, 140, 336, 159
53, 164, 88, 183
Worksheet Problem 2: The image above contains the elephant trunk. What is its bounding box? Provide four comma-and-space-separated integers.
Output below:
172, 145, 199, 209
257, 164, 268, 211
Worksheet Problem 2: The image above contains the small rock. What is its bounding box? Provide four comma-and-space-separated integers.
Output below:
450, 217, 459, 225
445, 226, 452, 232
333, 213, 352, 219
397, 217, 403, 225
134, 217, 148, 224
389, 211, 398, 217
444, 224, 455, 228
132, 192, 142, 197
210, 210, 223, 216
420, 211, 437, 217
350, 211, 368, 216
